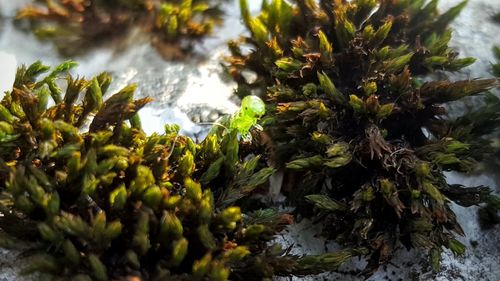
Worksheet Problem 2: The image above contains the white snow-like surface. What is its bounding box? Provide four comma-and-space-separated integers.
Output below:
0, 51, 16, 98
0, 0, 499, 280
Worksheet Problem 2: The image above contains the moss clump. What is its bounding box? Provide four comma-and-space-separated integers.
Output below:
227, 0, 500, 274
17, 0, 223, 57
475, 46, 500, 229
0, 61, 358, 280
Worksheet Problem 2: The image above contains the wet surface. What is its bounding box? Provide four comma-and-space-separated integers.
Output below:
0, 0, 499, 280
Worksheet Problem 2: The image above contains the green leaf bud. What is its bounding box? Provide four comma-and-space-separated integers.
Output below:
160, 211, 183, 239
63, 239, 80, 265
143, 185, 162, 208
109, 184, 127, 210
305, 195, 347, 211
170, 238, 189, 266
88, 254, 108, 281
197, 224, 216, 250
177, 151, 195, 177
184, 178, 202, 202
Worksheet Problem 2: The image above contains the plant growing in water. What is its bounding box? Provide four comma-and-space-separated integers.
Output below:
227, 0, 500, 275
0, 60, 373, 280
17, 0, 224, 57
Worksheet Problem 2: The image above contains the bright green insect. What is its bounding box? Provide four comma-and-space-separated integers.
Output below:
208, 95, 266, 140
230, 95, 266, 137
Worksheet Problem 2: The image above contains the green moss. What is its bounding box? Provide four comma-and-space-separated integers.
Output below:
493, 46, 500, 77
474, 44, 500, 230
228, 0, 500, 275
0, 60, 355, 280
17, 0, 224, 57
